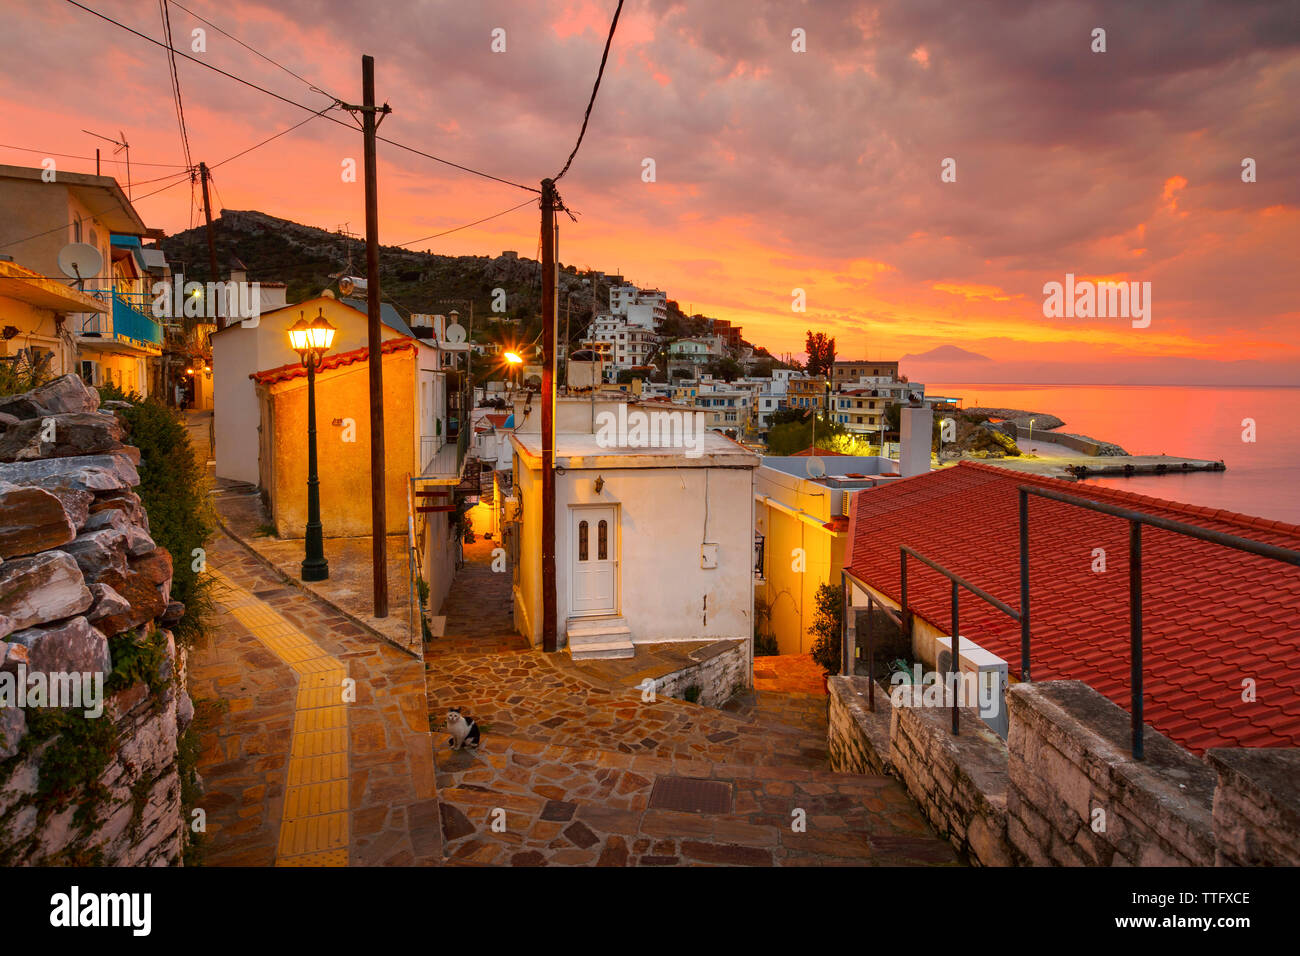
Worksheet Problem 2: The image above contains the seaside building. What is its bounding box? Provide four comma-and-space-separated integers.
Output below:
842, 461, 1300, 752
832, 359, 900, 389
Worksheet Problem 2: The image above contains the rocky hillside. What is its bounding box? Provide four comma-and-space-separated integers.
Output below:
159, 209, 771, 362
0, 376, 192, 865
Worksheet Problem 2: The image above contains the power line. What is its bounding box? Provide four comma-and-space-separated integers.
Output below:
209, 105, 335, 169
0, 144, 188, 168
396, 198, 537, 248
554, 0, 624, 182
167, 0, 336, 100
159, 0, 194, 171
64, 0, 539, 194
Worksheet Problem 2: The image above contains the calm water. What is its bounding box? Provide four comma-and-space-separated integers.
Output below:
930, 383, 1300, 525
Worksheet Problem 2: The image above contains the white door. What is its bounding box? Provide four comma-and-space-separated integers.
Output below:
571, 506, 617, 615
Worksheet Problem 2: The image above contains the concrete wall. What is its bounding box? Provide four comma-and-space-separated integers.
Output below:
264, 347, 415, 537
512, 458, 755, 649
213, 296, 408, 483
0, 295, 77, 378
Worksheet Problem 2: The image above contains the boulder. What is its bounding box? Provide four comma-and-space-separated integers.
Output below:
0, 453, 140, 492
0, 639, 28, 673
0, 481, 75, 558
88, 491, 149, 532
5, 615, 111, 675
86, 582, 133, 625
0, 412, 126, 463
58, 527, 130, 584
0, 613, 13, 640
0, 374, 100, 420
93, 557, 169, 637
160, 601, 185, 626
0, 550, 93, 631
0, 412, 19, 430
0, 703, 24, 761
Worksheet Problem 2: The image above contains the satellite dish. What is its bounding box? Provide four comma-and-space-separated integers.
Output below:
443, 323, 466, 344
805, 456, 826, 479
338, 275, 367, 296
57, 243, 103, 285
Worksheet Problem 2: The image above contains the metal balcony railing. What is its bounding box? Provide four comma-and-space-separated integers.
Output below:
78, 289, 163, 347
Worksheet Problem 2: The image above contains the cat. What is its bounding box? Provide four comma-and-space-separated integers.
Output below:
446, 707, 481, 751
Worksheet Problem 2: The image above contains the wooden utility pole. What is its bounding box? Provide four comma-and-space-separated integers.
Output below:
361, 54, 389, 618
541, 179, 558, 652
198, 162, 220, 324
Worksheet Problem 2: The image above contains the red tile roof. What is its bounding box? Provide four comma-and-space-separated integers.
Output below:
846, 461, 1300, 753
791, 446, 849, 457
251, 337, 416, 385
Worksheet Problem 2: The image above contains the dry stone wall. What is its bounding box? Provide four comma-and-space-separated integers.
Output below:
0, 375, 192, 865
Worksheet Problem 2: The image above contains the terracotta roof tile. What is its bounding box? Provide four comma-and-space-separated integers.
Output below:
846, 461, 1300, 753
251, 337, 417, 385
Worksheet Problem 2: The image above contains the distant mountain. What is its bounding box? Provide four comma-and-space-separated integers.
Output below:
901, 344, 992, 362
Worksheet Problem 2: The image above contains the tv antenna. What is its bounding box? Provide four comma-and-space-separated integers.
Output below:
82, 129, 132, 197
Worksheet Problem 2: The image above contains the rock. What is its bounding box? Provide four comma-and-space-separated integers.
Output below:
0, 481, 75, 558
160, 601, 185, 626
176, 688, 194, 733
93, 555, 169, 636
0, 412, 19, 430
58, 527, 130, 584
0, 704, 25, 760
86, 582, 133, 624
0, 374, 100, 420
0, 453, 140, 492
12, 479, 94, 532
0, 412, 126, 463
0, 613, 13, 640
0, 550, 93, 631
5, 616, 111, 675
1, 639, 29, 673
88, 491, 149, 532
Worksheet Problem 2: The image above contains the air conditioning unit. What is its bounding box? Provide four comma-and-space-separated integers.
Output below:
840, 488, 853, 516
934, 634, 1009, 739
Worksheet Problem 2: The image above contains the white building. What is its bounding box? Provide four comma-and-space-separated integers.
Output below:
581, 313, 658, 375
507, 395, 759, 659
609, 285, 667, 329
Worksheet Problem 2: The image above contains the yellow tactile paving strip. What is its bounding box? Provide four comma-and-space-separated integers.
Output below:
210, 569, 351, 867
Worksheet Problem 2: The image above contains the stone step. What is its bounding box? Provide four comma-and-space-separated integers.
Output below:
567, 639, 635, 660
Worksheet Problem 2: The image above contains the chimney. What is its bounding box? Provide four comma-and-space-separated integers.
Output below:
898, 402, 933, 478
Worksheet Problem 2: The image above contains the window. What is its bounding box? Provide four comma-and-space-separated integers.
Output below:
579, 521, 589, 561
598, 520, 608, 560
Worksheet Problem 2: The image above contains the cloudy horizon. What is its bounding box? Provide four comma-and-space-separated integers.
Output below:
3, 0, 1297, 384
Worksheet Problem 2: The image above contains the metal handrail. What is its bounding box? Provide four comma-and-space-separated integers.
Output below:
1019, 484, 1300, 760
897, 546, 1022, 735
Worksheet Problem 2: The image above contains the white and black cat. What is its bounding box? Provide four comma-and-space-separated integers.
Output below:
446, 707, 481, 751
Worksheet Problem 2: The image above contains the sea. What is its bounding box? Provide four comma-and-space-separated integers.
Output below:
928, 383, 1300, 526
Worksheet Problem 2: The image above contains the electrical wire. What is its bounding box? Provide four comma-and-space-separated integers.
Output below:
554, 0, 624, 182
159, 0, 194, 171
64, 0, 539, 194
396, 198, 537, 248
0, 144, 188, 168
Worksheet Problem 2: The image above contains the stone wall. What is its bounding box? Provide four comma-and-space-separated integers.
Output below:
651, 639, 748, 709
0, 375, 192, 865
828, 675, 1300, 866
890, 691, 1018, 866
1006, 682, 1215, 866
1206, 749, 1300, 866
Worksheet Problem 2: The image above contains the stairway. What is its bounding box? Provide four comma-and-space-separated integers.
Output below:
564, 615, 635, 660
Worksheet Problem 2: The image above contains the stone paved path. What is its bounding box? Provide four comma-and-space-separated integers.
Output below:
424, 541, 961, 867
189, 530, 441, 865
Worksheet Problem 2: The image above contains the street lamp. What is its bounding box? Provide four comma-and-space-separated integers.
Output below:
1028, 417, 1035, 452
288, 309, 337, 582
504, 350, 524, 397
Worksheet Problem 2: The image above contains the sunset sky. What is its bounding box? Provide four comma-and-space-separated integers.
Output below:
3, 0, 1297, 384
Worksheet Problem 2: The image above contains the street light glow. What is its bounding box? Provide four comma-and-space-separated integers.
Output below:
504, 351, 523, 365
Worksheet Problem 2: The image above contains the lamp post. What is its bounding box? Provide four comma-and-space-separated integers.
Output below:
1028, 417, 1035, 453
288, 309, 337, 582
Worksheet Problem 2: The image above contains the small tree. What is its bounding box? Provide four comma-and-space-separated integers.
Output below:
809, 582, 844, 675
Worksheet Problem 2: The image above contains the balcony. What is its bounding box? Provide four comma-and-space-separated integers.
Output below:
79, 290, 163, 352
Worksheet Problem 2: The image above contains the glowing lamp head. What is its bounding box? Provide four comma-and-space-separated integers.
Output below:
504, 351, 523, 366
288, 310, 337, 364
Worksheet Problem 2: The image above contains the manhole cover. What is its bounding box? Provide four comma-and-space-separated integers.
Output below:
648, 776, 733, 814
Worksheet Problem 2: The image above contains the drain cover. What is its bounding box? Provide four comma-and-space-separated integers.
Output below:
648, 776, 733, 814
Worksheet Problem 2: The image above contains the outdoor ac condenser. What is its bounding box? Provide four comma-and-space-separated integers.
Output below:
934, 635, 1010, 739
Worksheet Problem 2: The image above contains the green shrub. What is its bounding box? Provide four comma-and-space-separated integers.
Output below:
0, 351, 54, 397
106, 628, 169, 696
98, 385, 214, 645
809, 583, 844, 675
